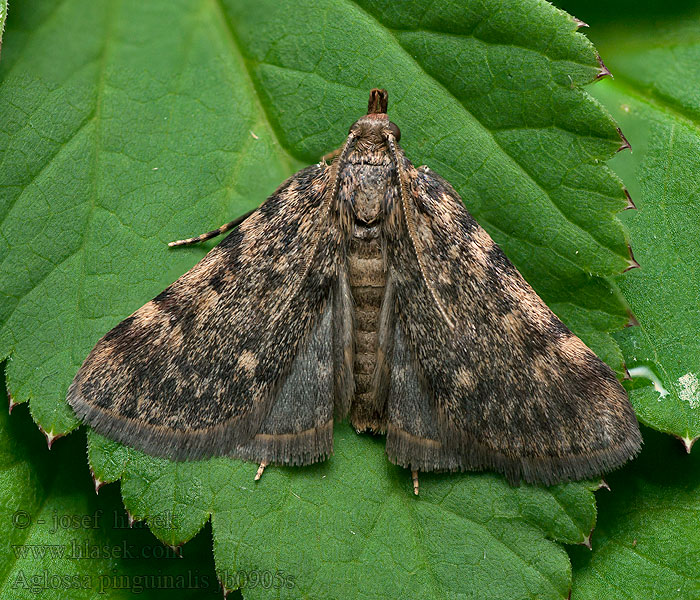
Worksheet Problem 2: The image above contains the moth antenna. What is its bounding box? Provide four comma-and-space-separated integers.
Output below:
254, 460, 269, 481
291, 131, 356, 299
386, 133, 455, 329
168, 208, 256, 247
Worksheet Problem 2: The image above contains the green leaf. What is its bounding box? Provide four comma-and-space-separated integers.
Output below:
548, 3, 700, 597
0, 0, 634, 597
90, 423, 599, 599
0, 0, 7, 57
0, 386, 224, 600
577, 13, 700, 446
570, 426, 700, 599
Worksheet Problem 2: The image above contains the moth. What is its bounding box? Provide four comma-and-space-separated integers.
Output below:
68, 89, 641, 494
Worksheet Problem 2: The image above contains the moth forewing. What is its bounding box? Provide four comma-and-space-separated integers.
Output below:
384, 165, 642, 485
67, 89, 641, 493
67, 163, 342, 465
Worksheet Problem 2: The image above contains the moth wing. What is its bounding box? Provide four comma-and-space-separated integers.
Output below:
385, 166, 641, 484
68, 165, 351, 464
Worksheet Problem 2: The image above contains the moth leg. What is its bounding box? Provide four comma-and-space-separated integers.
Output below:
412, 470, 419, 495
254, 461, 269, 481
168, 208, 256, 247
320, 147, 342, 164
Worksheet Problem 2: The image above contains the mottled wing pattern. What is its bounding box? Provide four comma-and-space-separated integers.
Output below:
385, 164, 642, 485
68, 165, 344, 464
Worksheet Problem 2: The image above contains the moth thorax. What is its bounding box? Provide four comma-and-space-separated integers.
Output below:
346, 163, 390, 224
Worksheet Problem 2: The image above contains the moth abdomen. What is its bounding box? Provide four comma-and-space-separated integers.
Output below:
346, 222, 388, 434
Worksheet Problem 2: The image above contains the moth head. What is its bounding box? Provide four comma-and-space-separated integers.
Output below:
347, 89, 402, 150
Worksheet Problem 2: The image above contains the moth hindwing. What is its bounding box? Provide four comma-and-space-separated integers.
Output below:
67, 88, 641, 491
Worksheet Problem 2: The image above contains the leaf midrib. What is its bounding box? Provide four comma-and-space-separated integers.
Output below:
210, 0, 297, 175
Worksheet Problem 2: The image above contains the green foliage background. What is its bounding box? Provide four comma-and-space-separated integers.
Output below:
0, 0, 698, 598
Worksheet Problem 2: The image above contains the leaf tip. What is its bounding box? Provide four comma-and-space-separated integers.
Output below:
624, 259, 640, 272
167, 543, 184, 558
572, 16, 589, 29
45, 430, 63, 450
126, 509, 138, 528
37, 423, 64, 450
89, 466, 105, 494
624, 244, 640, 272
676, 434, 698, 454
8, 392, 17, 414
596, 478, 611, 492
595, 55, 613, 80
217, 572, 232, 598
617, 128, 632, 153
580, 528, 594, 550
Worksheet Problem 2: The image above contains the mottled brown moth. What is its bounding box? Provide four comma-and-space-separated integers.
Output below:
68, 89, 642, 494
